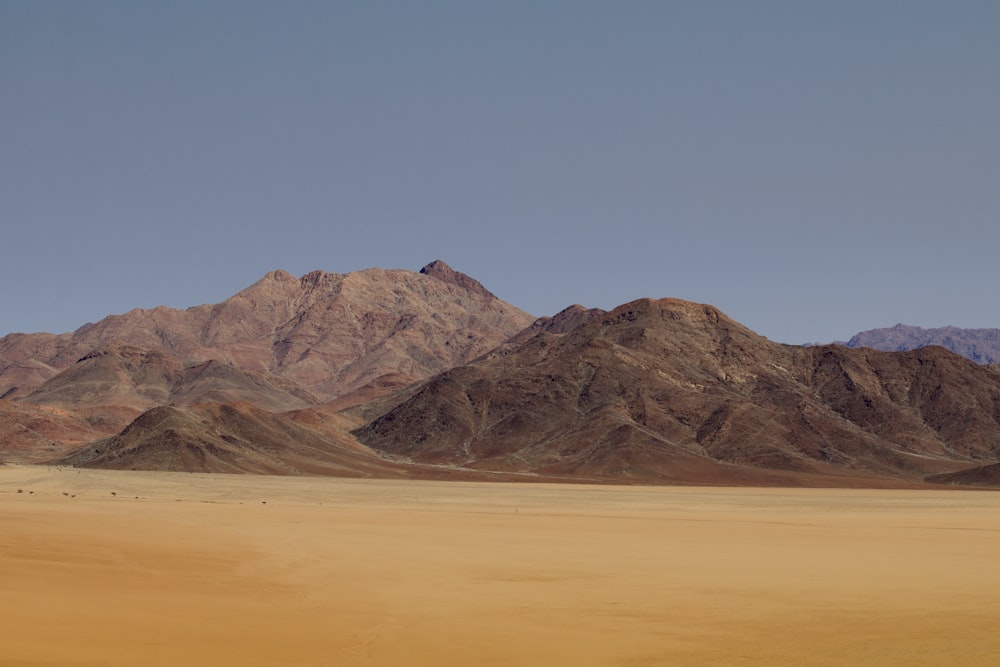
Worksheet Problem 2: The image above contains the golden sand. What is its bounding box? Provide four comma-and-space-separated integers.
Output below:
2, 466, 999, 666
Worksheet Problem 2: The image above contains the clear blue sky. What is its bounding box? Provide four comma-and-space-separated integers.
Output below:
3, 1, 998, 344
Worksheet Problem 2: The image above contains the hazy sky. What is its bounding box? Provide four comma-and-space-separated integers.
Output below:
3, 1, 998, 343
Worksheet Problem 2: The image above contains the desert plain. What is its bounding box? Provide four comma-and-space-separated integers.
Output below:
2, 466, 999, 666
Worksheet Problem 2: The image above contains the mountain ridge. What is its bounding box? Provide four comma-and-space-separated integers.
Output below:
4, 263, 1000, 487
840, 323, 1000, 365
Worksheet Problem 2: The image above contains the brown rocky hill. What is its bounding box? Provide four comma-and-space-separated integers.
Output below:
57, 401, 413, 476
843, 323, 1000, 364
0, 261, 534, 400
925, 462, 1000, 487
356, 298, 1000, 485
55, 401, 559, 482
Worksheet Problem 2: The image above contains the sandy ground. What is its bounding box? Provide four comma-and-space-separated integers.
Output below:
1, 466, 999, 666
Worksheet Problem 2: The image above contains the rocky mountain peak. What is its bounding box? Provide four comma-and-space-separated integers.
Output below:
262, 269, 298, 284
299, 269, 329, 288
419, 260, 496, 300
600, 298, 726, 327
511, 304, 608, 343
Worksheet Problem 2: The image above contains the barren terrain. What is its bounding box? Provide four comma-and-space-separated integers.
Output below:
2, 467, 999, 665
5, 269, 1000, 487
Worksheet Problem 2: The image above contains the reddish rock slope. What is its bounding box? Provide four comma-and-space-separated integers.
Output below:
0, 261, 534, 400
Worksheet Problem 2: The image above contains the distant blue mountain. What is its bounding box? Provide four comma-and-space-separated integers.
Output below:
841, 324, 1000, 365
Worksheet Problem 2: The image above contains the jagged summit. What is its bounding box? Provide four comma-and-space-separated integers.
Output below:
419, 260, 497, 300
261, 269, 298, 283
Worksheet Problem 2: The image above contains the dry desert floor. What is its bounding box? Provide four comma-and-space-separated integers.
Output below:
2, 465, 999, 666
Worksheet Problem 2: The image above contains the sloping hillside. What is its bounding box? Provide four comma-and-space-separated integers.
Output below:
357, 298, 1000, 484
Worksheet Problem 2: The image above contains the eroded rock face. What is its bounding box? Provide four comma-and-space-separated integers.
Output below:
356, 298, 1000, 484
419, 259, 497, 300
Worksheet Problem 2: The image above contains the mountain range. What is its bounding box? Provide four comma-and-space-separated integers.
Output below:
841, 324, 1000, 365
3, 261, 999, 487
